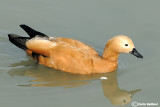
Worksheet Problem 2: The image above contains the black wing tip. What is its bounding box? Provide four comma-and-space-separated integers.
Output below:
20, 24, 26, 26
8, 34, 11, 38
8, 34, 20, 38
19, 24, 48, 38
8, 34, 29, 50
20, 24, 30, 29
20, 24, 27, 26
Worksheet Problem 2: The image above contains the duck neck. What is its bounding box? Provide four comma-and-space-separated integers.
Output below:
102, 47, 119, 62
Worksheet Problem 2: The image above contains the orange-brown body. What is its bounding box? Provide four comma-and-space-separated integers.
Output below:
26, 37, 119, 74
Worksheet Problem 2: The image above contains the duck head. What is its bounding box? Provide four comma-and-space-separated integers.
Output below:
104, 35, 143, 58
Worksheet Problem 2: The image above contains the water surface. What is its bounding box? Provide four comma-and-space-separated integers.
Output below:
0, 0, 160, 107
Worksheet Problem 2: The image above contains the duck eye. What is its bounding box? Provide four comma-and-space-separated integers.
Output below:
125, 44, 128, 46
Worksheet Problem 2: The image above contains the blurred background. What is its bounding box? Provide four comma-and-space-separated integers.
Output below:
0, 0, 159, 107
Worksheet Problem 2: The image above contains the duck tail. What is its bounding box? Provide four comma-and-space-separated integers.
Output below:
20, 24, 48, 38
8, 34, 29, 50
8, 24, 49, 50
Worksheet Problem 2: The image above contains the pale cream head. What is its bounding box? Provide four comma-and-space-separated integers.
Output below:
106, 35, 135, 53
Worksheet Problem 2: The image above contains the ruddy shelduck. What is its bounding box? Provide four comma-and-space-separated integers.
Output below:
8, 25, 143, 74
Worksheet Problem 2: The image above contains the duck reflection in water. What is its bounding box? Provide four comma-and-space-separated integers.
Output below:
8, 59, 141, 106
101, 71, 141, 106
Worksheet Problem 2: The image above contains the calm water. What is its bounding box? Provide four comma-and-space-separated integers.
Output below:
0, 0, 160, 107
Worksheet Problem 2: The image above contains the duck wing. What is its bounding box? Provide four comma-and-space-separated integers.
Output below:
55, 37, 99, 56
26, 37, 55, 57
26, 36, 99, 57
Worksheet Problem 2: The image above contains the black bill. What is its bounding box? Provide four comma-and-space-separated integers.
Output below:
129, 48, 143, 58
